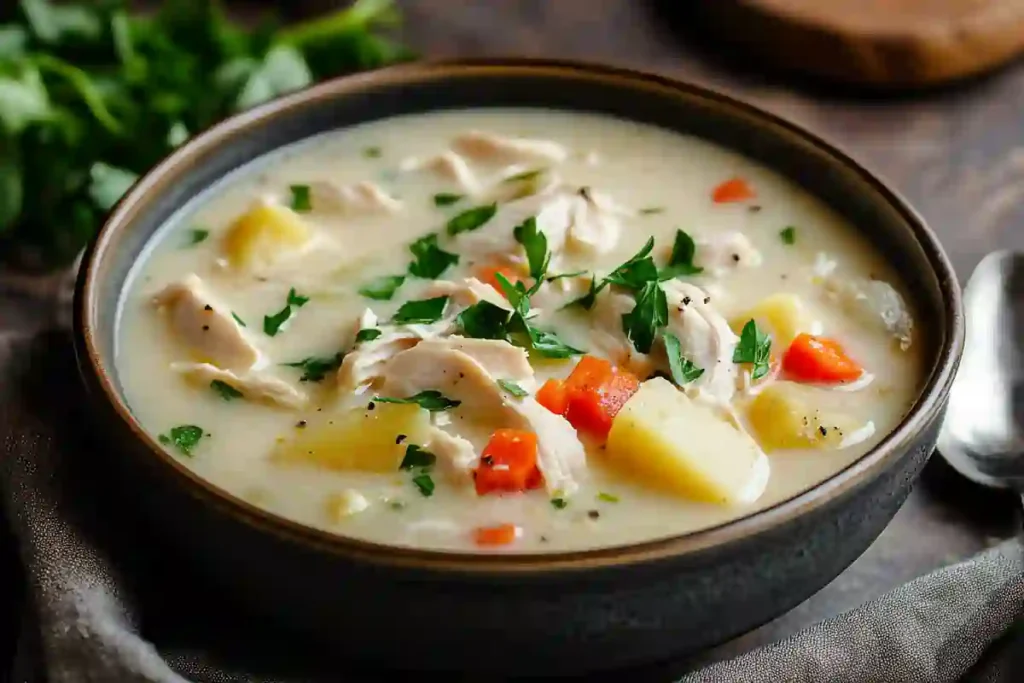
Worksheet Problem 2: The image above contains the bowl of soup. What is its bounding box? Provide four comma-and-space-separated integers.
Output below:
74, 59, 963, 674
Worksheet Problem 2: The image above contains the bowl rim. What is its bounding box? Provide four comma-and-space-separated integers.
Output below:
74, 57, 965, 574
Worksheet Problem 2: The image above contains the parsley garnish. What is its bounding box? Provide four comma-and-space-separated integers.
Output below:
639, 207, 664, 215
355, 328, 382, 343
497, 379, 529, 397
210, 380, 243, 401
407, 233, 459, 279
412, 473, 435, 497
503, 168, 545, 183
400, 445, 436, 470
263, 288, 309, 336
433, 192, 463, 207
660, 229, 703, 279
780, 226, 796, 244
621, 280, 668, 354
289, 184, 312, 212
566, 276, 602, 310
597, 492, 620, 503
187, 228, 209, 245
733, 319, 772, 380
545, 270, 587, 283
358, 274, 405, 300
513, 216, 550, 282
157, 425, 204, 457
391, 295, 449, 324
551, 498, 568, 509
456, 300, 511, 340
663, 331, 704, 385
376, 390, 461, 412
363, 146, 382, 158
231, 312, 246, 327
605, 237, 658, 289
283, 352, 344, 382
446, 203, 497, 236
495, 273, 584, 358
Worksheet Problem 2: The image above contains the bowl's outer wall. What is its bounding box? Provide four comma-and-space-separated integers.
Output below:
77, 64, 956, 674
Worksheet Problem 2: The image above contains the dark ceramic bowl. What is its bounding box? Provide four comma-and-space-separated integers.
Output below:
73, 59, 964, 676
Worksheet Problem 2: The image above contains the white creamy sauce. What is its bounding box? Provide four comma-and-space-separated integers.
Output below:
117, 109, 924, 552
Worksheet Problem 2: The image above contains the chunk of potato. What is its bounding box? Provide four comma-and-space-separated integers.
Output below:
606, 377, 765, 505
731, 293, 813, 349
223, 202, 312, 269
272, 403, 431, 472
745, 383, 855, 451
324, 489, 370, 522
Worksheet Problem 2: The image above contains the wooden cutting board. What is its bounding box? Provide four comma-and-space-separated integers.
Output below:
693, 0, 1024, 88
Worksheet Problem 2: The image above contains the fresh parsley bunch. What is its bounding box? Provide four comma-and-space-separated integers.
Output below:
0, 0, 411, 269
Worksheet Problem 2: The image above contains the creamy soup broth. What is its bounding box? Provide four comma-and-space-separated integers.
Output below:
118, 109, 924, 552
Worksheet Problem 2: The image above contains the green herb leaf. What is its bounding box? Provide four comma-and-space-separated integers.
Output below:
377, 390, 461, 412
660, 229, 703, 279
605, 237, 658, 290
545, 270, 587, 283
231, 312, 246, 327
566, 276, 603, 310
355, 328, 382, 343
639, 207, 664, 215
210, 380, 243, 401
364, 146, 382, 158
513, 216, 550, 281
456, 300, 511, 340
597, 491, 620, 503
21, 0, 103, 44
495, 272, 584, 359
264, 288, 309, 336
662, 331, 705, 385
780, 226, 796, 244
358, 274, 405, 300
283, 352, 345, 382
158, 425, 204, 457
446, 203, 497, 236
391, 295, 448, 324
503, 168, 546, 183
400, 444, 436, 470
526, 327, 585, 359
621, 280, 668, 354
733, 319, 772, 380
412, 472, 435, 497
407, 233, 459, 279
289, 184, 312, 212
187, 228, 210, 246
551, 497, 568, 509
433, 192, 463, 207
288, 288, 309, 307
497, 379, 529, 397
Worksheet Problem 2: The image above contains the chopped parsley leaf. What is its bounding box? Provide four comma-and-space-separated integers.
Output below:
363, 146, 382, 158
456, 300, 511, 340
355, 328, 382, 343
376, 390, 461, 412
187, 228, 209, 245
407, 233, 459, 279
621, 279, 668, 354
780, 226, 796, 244
358, 274, 405, 300
445, 203, 497, 236
513, 216, 550, 283
733, 319, 772, 380
433, 192, 463, 207
663, 331, 705, 385
660, 229, 703, 279
287, 288, 310, 307
503, 168, 546, 183
412, 473, 435, 497
391, 295, 449, 324
639, 207, 664, 215
497, 379, 529, 397
551, 497, 568, 509
289, 184, 312, 212
210, 380, 243, 401
400, 445, 437, 470
545, 270, 587, 283
282, 352, 344, 382
263, 288, 309, 336
597, 492, 620, 503
566, 276, 603, 310
495, 273, 583, 359
231, 312, 246, 327
157, 425, 204, 457
604, 237, 658, 290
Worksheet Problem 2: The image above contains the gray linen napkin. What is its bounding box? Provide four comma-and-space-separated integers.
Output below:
1, 281, 1023, 683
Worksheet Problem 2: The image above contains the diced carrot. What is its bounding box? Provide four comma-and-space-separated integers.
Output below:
536, 378, 569, 415
598, 370, 641, 421
474, 429, 542, 495
782, 333, 863, 383
476, 264, 524, 296
559, 355, 641, 441
564, 355, 614, 393
712, 177, 755, 204
473, 523, 519, 546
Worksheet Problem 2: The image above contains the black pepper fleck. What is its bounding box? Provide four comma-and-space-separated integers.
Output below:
587, 510, 600, 520
203, 304, 213, 311
201, 325, 210, 331
395, 434, 407, 444
749, 205, 762, 213
367, 402, 375, 411
539, 535, 549, 543
296, 420, 307, 428
579, 186, 593, 201
682, 296, 691, 305
818, 425, 828, 437
703, 296, 711, 304
731, 253, 741, 262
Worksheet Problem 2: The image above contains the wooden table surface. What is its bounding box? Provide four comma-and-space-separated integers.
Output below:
4, 0, 1024, 677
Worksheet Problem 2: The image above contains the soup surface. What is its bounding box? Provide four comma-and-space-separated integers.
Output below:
118, 108, 924, 552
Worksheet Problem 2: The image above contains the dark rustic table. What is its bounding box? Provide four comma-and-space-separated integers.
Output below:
4, 0, 1024, 677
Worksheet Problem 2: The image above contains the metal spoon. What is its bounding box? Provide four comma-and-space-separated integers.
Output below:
937, 250, 1024, 494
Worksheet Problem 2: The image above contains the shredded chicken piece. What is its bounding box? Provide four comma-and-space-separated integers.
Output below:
308, 181, 402, 215
696, 232, 763, 275
662, 280, 740, 405
452, 130, 568, 165
424, 427, 479, 480
377, 338, 586, 496
400, 151, 481, 193
564, 188, 627, 258
171, 362, 306, 409
422, 277, 512, 311
823, 276, 914, 350
152, 274, 262, 371
336, 319, 451, 395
